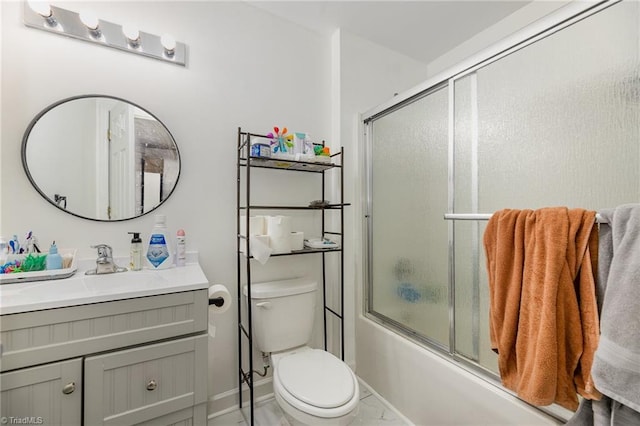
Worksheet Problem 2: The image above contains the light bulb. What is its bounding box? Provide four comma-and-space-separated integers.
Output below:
123, 24, 140, 47
79, 11, 99, 31
27, 0, 52, 18
27, 0, 56, 26
161, 33, 176, 55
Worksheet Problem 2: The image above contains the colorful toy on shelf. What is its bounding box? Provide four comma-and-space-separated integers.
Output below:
267, 126, 294, 154
314, 145, 330, 157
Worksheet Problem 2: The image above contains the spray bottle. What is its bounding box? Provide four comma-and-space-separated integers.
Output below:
175, 229, 186, 267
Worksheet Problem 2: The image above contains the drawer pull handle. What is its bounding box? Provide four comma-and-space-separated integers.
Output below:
146, 380, 157, 391
62, 382, 76, 394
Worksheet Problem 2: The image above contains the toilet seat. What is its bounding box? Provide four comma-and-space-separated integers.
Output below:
273, 349, 359, 419
277, 349, 355, 408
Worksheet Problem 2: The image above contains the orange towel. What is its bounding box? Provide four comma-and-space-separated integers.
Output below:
483, 207, 601, 411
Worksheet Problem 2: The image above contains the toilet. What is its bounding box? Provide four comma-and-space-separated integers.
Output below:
245, 278, 359, 425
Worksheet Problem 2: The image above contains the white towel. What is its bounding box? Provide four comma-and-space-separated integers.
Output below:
592, 204, 640, 412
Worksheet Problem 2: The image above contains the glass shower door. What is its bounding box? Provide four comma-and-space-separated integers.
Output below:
453, 0, 640, 374
367, 85, 450, 348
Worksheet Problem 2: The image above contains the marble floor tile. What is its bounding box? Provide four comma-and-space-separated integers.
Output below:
208, 383, 409, 426
209, 408, 246, 426
254, 399, 291, 426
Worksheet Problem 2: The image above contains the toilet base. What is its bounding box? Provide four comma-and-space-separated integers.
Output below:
275, 391, 359, 426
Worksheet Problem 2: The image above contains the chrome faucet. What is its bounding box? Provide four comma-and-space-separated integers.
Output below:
85, 244, 127, 275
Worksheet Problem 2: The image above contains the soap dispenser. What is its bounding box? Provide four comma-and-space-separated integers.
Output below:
128, 232, 143, 271
46, 241, 63, 270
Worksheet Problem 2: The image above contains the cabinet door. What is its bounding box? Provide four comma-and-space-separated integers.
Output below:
0, 358, 82, 426
84, 334, 207, 426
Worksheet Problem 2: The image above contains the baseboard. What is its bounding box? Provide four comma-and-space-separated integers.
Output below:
207, 377, 274, 419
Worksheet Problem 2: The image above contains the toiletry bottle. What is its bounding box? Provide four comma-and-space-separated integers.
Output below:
0, 236, 8, 267
175, 229, 186, 267
146, 214, 173, 269
46, 241, 63, 270
128, 232, 143, 271
9, 235, 20, 254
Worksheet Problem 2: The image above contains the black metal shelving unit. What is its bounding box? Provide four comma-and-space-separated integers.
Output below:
236, 127, 348, 425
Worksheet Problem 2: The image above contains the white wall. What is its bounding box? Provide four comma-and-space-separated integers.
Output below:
1, 0, 331, 415
334, 29, 431, 369
425, 1, 571, 78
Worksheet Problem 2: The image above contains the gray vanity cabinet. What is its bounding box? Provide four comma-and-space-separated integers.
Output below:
0, 289, 208, 425
0, 358, 83, 425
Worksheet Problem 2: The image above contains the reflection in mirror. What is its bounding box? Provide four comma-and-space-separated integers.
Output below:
22, 95, 180, 221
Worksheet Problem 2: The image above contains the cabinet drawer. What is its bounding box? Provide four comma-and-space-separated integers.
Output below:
0, 358, 82, 426
84, 334, 208, 426
0, 290, 207, 372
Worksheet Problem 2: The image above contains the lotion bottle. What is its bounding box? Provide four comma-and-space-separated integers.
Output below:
128, 232, 143, 271
46, 241, 63, 270
146, 215, 173, 269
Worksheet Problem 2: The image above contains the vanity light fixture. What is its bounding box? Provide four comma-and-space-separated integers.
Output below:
22, 2, 186, 66
26, 0, 57, 26
122, 24, 140, 48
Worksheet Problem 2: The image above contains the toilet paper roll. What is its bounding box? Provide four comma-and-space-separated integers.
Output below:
267, 215, 292, 254
240, 234, 270, 254
250, 235, 272, 265
291, 231, 304, 251
208, 284, 231, 314
239, 216, 265, 236
208, 284, 230, 339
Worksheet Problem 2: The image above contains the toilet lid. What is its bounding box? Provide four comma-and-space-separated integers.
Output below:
277, 349, 355, 409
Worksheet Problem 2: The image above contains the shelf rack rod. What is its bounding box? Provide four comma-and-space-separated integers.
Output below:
340, 146, 345, 361
325, 306, 343, 319
443, 212, 608, 223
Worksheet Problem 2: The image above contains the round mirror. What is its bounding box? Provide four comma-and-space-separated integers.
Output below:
22, 95, 180, 221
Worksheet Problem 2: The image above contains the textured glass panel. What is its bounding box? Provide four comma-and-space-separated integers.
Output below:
370, 86, 449, 347
454, 1, 639, 375
472, 1, 639, 211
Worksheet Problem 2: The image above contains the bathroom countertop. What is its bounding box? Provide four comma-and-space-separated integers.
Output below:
0, 252, 209, 315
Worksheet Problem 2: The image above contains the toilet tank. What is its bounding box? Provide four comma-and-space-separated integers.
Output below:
244, 278, 317, 353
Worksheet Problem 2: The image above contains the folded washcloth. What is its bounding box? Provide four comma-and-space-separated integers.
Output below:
592, 204, 640, 413
484, 207, 600, 411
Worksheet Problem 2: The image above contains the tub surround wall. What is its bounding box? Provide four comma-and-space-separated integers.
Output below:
356, 318, 558, 425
